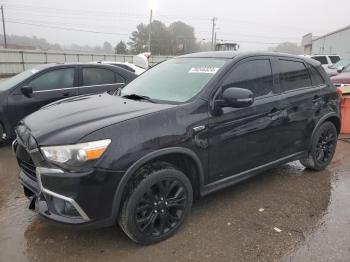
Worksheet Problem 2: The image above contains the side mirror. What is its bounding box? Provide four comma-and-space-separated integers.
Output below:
217, 87, 254, 108
337, 66, 345, 73
21, 85, 33, 97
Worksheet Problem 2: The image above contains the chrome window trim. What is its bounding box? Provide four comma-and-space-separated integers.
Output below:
33, 82, 125, 93
36, 167, 90, 221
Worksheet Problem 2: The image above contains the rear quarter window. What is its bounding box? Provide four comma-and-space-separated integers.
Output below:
309, 66, 325, 86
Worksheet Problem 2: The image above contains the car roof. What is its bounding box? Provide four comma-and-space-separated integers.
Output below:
32, 62, 134, 71
177, 51, 321, 67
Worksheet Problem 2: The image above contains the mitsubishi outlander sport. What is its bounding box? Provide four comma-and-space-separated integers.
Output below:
14, 52, 341, 244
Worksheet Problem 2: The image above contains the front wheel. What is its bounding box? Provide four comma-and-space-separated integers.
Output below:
119, 165, 193, 244
300, 121, 338, 171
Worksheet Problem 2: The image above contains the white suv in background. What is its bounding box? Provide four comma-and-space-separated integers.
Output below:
310, 55, 341, 76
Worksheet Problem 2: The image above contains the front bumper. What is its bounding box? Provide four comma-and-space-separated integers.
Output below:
19, 164, 125, 227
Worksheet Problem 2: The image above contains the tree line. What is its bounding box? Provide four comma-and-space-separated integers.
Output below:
0, 19, 303, 56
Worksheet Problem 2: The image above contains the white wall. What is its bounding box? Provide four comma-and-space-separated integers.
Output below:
0, 49, 173, 76
312, 27, 350, 59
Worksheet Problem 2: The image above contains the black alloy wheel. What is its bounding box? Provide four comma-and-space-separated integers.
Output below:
300, 121, 338, 171
135, 179, 187, 237
315, 125, 337, 164
119, 165, 193, 244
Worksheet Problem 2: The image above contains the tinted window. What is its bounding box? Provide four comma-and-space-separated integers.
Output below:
83, 68, 122, 86
279, 60, 311, 91
330, 56, 340, 64
222, 59, 273, 97
30, 68, 75, 91
309, 66, 324, 86
311, 56, 328, 65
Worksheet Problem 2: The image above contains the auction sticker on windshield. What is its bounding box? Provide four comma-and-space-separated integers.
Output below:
189, 67, 219, 74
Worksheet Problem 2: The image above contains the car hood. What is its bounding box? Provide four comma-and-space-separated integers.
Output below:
21, 93, 175, 146
331, 72, 350, 84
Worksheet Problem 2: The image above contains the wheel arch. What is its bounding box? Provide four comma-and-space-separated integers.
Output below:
111, 147, 205, 219
310, 113, 341, 147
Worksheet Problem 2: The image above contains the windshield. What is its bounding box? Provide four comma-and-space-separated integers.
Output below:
0, 69, 37, 91
121, 58, 227, 103
329, 60, 350, 69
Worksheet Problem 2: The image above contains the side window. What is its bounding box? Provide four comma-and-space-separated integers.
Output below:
330, 56, 340, 64
309, 66, 324, 86
311, 56, 328, 65
30, 68, 75, 91
82, 68, 117, 86
279, 60, 312, 91
115, 72, 125, 83
222, 59, 273, 97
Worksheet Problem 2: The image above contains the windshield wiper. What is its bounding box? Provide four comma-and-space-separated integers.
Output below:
122, 93, 155, 103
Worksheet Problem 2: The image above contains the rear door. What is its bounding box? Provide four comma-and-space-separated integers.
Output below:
7, 66, 78, 128
274, 57, 322, 157
78, 66, 126, 95
208, 57, 287, 182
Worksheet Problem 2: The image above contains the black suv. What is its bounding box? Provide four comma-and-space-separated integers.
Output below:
14, 52, 341, 244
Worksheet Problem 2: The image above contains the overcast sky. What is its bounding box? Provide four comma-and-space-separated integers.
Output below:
2, 0, 350, 51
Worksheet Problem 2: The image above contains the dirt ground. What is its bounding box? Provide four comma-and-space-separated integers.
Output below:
0, 139, 350, 262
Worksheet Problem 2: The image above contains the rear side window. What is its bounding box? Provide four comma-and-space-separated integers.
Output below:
82, 68, 124, 86
222, 59, 273, 97
311, 56, 328, 65
279, 60, 311, 91
309, 66, 324, 86
30, 68, 75, 91
330, 56, 340, 64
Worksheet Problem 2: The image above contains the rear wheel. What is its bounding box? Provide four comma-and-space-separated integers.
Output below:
119, 164, 193, 244
300, 121, 338, 171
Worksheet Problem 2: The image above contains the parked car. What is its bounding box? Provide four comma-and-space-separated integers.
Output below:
325, 59, 350, 77
14, 51, 341, 244
0, 63, 137, 141
310, 54, 341, 75
331, 64, 350, 86
94, 61, 146, 75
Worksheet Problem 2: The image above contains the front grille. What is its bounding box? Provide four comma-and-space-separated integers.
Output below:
16, 144, 37, 181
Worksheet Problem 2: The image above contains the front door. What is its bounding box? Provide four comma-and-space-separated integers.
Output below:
208, 57, 287, 182
7, 67, 78, 128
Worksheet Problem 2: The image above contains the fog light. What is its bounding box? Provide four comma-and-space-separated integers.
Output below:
51, 195, 80, 218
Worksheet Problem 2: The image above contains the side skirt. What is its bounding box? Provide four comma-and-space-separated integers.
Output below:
200, 151, 306, 197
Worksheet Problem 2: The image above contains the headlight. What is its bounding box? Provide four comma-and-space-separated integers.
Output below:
41, 139, 111, 169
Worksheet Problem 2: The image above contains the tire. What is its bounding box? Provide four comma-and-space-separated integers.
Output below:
300, 121, 338, 171
119, 164, 193, 244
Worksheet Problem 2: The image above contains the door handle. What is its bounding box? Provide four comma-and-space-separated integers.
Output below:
62, 92, 72, 97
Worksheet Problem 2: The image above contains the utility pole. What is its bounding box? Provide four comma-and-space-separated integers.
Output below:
214, 32, 217, 49
148, 8, 153, 53
211, 17, 217, 51
1, 5, 7, 48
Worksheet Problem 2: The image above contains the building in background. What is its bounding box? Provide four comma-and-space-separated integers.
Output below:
302, 25, 350, 59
